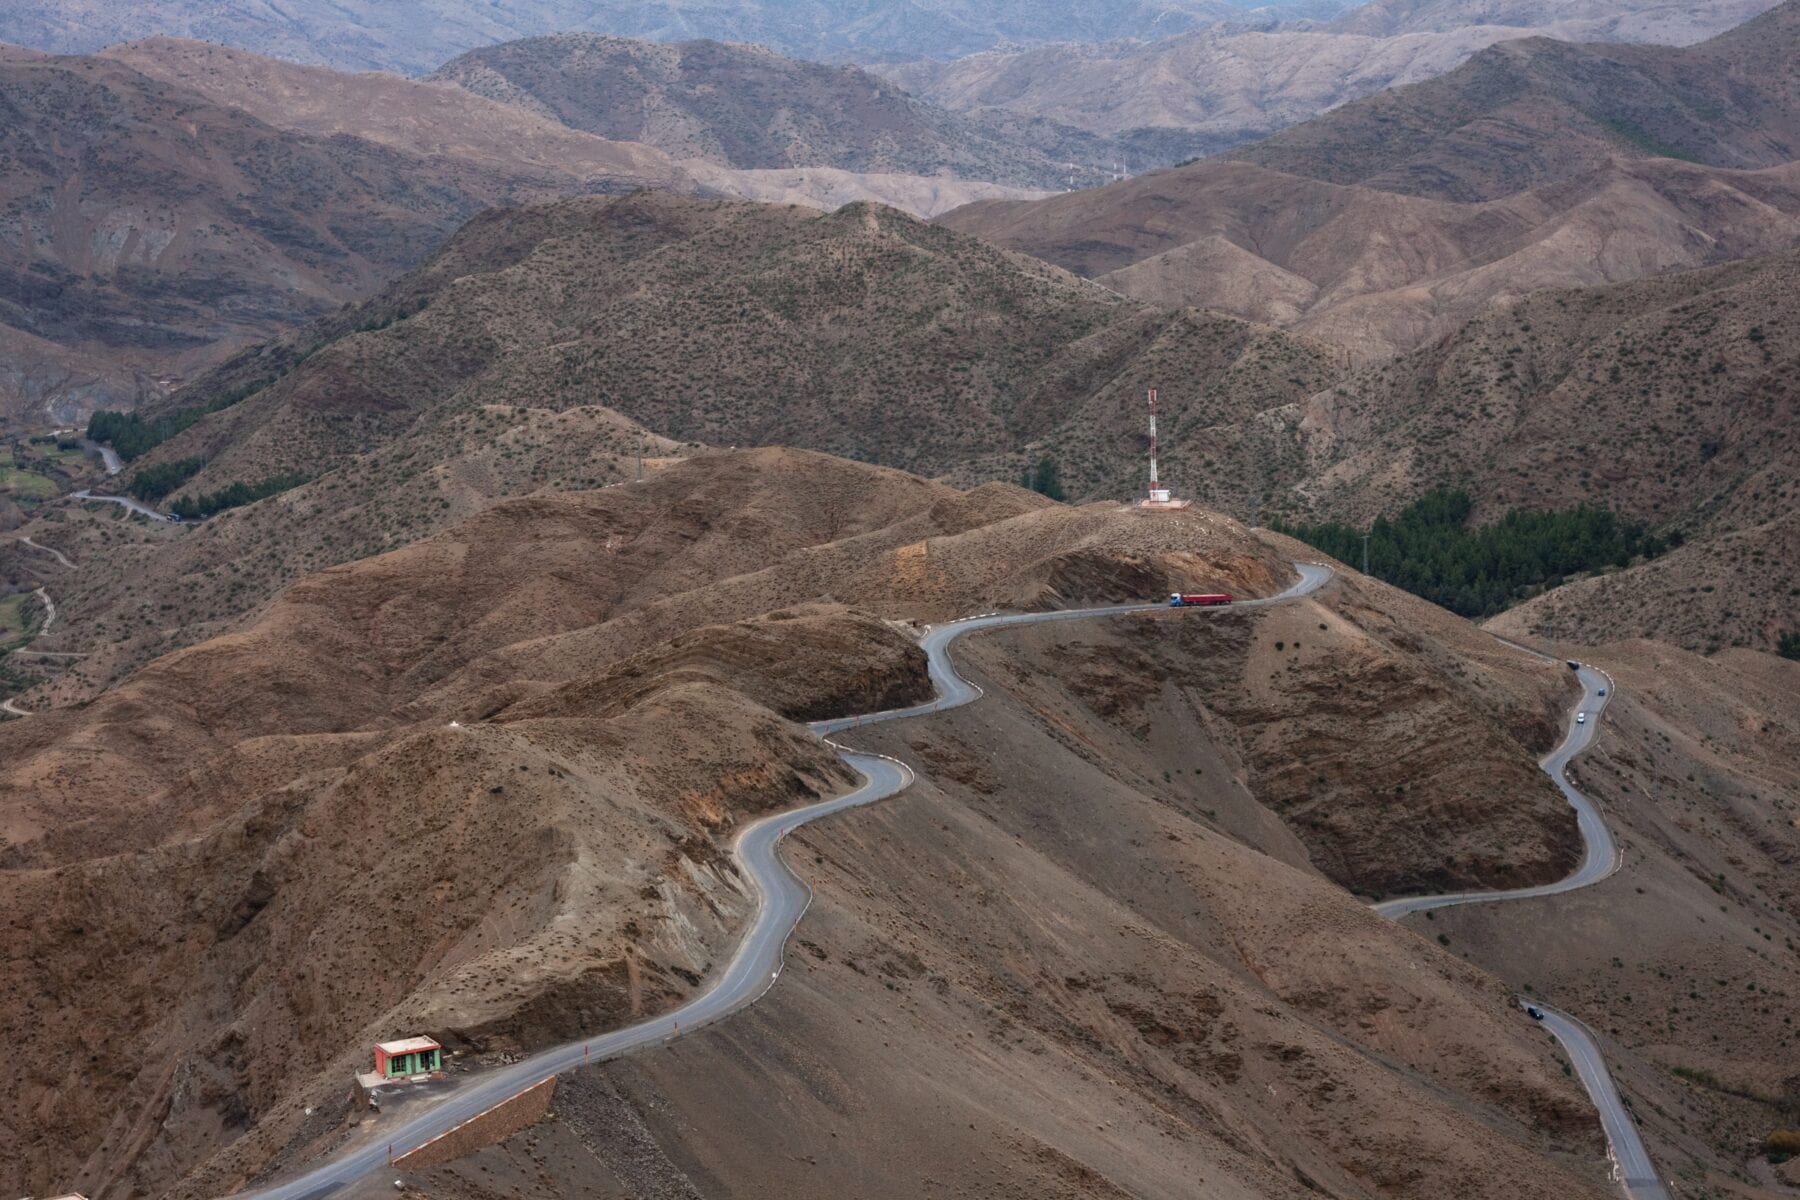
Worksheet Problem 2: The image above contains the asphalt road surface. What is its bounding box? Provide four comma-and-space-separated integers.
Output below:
70, 488, 173, 521
236, 564, 1330, 1199
1526, 1001, 1669, 1200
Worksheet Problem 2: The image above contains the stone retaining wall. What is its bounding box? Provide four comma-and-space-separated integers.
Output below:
393, 1077, 555, 1170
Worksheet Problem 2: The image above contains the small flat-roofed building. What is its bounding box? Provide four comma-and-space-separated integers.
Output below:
373, 1036, 442, 1081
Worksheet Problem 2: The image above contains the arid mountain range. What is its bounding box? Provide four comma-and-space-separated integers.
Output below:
886, 0, 1781, 161
5, 450, 1796, 1200
941, 1, 1800, 359
0, 37, 1052, 429
13, 0, 1797, 428
0, 45, 678, 426
1229, 0, 1800, 199
102, 37, 1051, 216
0, 449, 1660, 1197
1, 2, 1797, 1197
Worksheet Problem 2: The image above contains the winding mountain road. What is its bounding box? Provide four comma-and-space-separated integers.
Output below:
1374, 662, 1616, 919
1527, 1000, 1668, 1200
237, 566, 1329, 1199
1372, 655, 1663, 1199
234, 558, 1656, 1200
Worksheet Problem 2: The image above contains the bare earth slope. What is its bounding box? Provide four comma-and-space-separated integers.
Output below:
40, 191, 1337, 693
1, 449, 1301, 1197
1413, 637, 1800, 1197
120, 192, 1335, 493
1229, 0, 1800, 201
4, 36, 1054, 431
942, 155, 1800, 359
104, 38, 1054, 219
1230, 246, 1799, 655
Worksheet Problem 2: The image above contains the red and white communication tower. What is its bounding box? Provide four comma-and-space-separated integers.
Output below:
1134, 387, 1190, 510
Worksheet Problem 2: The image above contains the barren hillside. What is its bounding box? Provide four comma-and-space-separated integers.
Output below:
1211, 246, 1799, 654
104, 38, 1056, 219
428, 34, 1123, 191
0, 0, 1311, 74
1231, 0, 1800, 201
1411, 636, 1800, 1196
0, 449, 1296, 1197
36, 191, 1336, 691
2, 37, 1061, 435
3, 447, 1647, 1200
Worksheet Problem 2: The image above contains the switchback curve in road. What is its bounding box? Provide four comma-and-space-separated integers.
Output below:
236, 564, 1330, 1199
70, 489, 172, 522
1372, 648, 1662, 1199
1372, 662, 1617, 919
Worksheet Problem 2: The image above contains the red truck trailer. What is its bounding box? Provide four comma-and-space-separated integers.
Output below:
1169, 592, 1233, 607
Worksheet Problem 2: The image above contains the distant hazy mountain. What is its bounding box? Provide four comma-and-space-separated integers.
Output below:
887, 0, 1783, 160
0, 0, 1342, 74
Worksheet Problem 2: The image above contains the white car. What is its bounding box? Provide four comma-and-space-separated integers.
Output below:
1576, 712, 1587, 724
